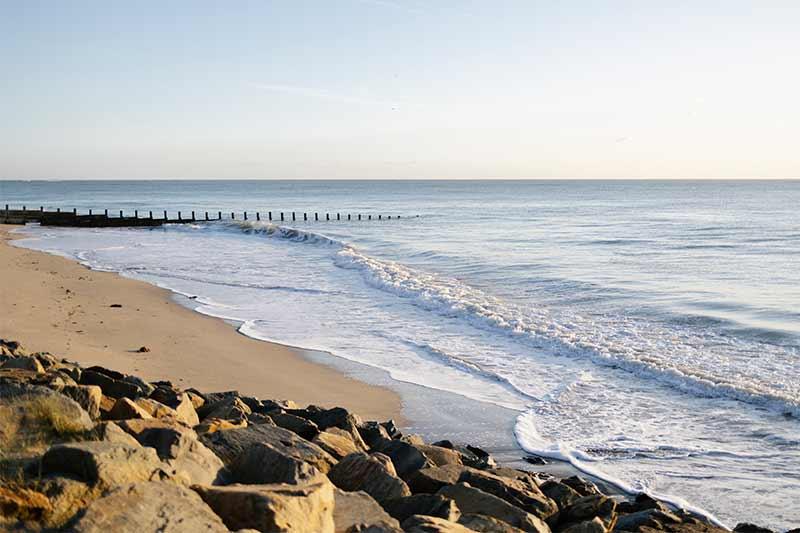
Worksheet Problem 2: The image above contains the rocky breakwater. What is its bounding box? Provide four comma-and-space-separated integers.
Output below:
0, 338, 780, 532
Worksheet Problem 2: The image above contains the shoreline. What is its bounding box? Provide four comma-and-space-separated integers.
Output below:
0, 224, 404, 423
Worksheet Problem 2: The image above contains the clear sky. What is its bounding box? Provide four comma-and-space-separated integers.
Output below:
1, 1, 798, 179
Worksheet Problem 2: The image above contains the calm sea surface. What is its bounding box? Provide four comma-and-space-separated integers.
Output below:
3, 180, 798, 529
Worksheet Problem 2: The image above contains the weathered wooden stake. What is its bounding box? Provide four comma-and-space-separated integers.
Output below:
89, 209, 93, 215
304, 213, 308, 221
326, 213, 330, 221
368, 215, 372, 220
231, 212, 235, 220
358, 214, 361, 220
256, 212, 260, 221
119, 210, 123, 218
280, 212, 284, 222
268, 211, 272, 221
348, 214, 351, 220
337, 213, 340, 221
315, 212, 319, 221
164, 210, 167, 220
178, 211, 182, 221
205, 212, 209, 221
150, 211, 153, 219
105, 209, 109, 217
244, 212, 248, 220
191, 211, 196, 221
135, 210, 138, 218
73, 208, 77, 215
40, 206, 43, 212
218, 211, 222, 220
292, 212, 296, 221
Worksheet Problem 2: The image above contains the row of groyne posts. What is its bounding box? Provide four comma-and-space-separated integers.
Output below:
1, 205, 409, 227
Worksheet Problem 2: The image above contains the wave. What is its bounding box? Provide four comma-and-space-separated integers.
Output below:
211, 220, 800, 418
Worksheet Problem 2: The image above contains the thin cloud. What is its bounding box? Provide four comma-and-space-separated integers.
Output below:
251, 83, 400, 108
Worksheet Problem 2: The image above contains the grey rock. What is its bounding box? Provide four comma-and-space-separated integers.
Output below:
539, 481, 581, 511
373, 438, 435, 479
408, 464, 466, 494
359, 421, 391, 449
1, 355, 44, 373
560, 476, 601, 497
615, 508, 683, 531
71, 481, 227, 532
229, 441, 328, 485
561, 517, 606, 533
457, 467, 557, 520
269, 410, 320, 440
80, 369, 140, 399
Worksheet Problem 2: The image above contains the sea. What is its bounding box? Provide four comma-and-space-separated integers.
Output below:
2, 179, 798, 530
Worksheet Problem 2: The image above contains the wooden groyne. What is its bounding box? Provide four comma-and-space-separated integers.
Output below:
1, 205, 406, 227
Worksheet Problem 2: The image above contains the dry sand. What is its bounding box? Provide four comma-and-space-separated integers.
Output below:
0, 225, 403, 422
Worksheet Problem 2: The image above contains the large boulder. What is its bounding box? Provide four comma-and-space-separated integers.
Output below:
193, 481, 335, 533
200, 424, 334, 472
402, 514, 474, 532
41, 442, 167, 488
229, 441, 328, 485
539, 481, 581, 511
149, 387, 200, 426
458, 513, 528, 532
373, 438, 435, 479
199, 395, 251, 423
560, 517, 607, 533
293, 406, 367, 449
1, 355, 45, 373
124, 422, 226, 485
29, 475, 97, 529
382, 494, 462, 523
91, 421, 142, 447
79, 369, 141, 399
457, 467, 557, 520
408, 464, 467, 494
61, 384, 102, 420
106, 397, 152, 420
0, 383, 94, 433
438, 483, 550, 533
554, 494, 616, 530
359, 421, 391, 449
615, 508, 683, 531
333, 488, 402, 532
269, 410, 320, 440
327, 452, 411, 504
70, 481, 227, 532
313, 428, 364, 461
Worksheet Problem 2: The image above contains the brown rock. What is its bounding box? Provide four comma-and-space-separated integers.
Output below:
556, 494, 616, 529
314, 428, 364, 460
71, 481, 227, 532
402, 514, 475, 532
408, 464, 467, 494
1, 356, 45, 373
92, 421, 141, 447
106, 397, 153, 420
134, 397, 178, 419
374, 438, 435, 479
30, 476, 97, 529
200, 395, 251, 423
0, 486, 52, 522
438, 483, 550, 533
333, 488, 402, 532
459, 513, 527, 532
382, 493, 461, 523
41, 441, 167, 488
229, 441, 328, 485
539, 481, 581, 511
193, 480, 335, 533
61, 384, 102, 419
560, 517, 606, 533
195, 417, 247, 434
269, 410, 320, 440
457, 467, 557, 520
328, 452, 411, 504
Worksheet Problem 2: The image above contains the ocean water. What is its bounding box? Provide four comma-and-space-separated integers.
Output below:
2, 180, 798, 529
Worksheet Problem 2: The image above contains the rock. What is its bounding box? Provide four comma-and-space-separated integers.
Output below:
314, 428, 364, 460
125, 422, 226, 485
381, 419, 402, 439
41, 442, 167, 488
459, 513, 527, 532
1, 355, 45, 373
135, 397, 177, 419
98, 394, 115, 417
229, 441, 329, 485
92, 421, 141, 447
121, 374, 156, 397
200, 424, 334, 471
269, 410, 320, 440
333, 488, 402, 532
734, 524, 775, 533
408, 464, 467, 494
539, 481, 581, 511
0, 486, 52, 522
328, 452, 411, 504
402, 514, 474, 533
438, 483, 550, 533
524, 456, 548, 465
0, 383, 94, 433
615, 508, 683, 531
418, 444, 464, 467
374, 438, 435, 479
617, 493, 668, 514
457, 445, 497, 470
106, 396, 153, 420
0, 339, 26, 356
560, 517, 606, 533
297, 406, 367, 449
457, 467, 557, 520
80, 369, 140, 399
555, 494, 616, 530
149, 388, 200, 426
71, 481, 227, 532
560, 476, 600, 497
359, 421, 391, 449
30, 475, 97, 529
61, 384, 102, 419
185, 389, 206, 410
136, 346, 150, 353
193, 480, 335, 533
382, 494, 461, 523
201, 395, 251, 423
195, 417, 247, 434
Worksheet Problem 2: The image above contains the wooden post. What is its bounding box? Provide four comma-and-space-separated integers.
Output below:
191, 211, 196, 221
292, 212, 296, 221
280, 212, 284, 222
368, 215, 372, 220
105, 209, 108, 217
337, 213, 340, 221
40, 206, 43, 212
256, 212, 260, 221
358, 214, 361, 220
268, 211, 272, 221
150, 211, 153, 220
56, 207, 60, 213
89, 209, 93, 215
120, 210, 123, 218
304, 213, 307, 221
218, 211, 222, 220
326, 213, 330, 221
164, 210, 167, 220
231, 212, 235, 220
23, 206, 26, 211
378, 214, 382, 220
73, 208, 77, 215
244, 212, 248, 220
205, 212, 209, 221
315, 212, 318, 221
135, 210, 138, 218
178, 211, 182, 221
348, 214, 351, 220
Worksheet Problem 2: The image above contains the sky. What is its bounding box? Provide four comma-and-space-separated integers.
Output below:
1, 0, 798, 179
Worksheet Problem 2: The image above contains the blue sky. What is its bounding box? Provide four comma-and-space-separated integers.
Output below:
1, 1, 798, 179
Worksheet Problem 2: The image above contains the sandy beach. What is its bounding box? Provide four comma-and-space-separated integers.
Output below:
0, 224, 403, 422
